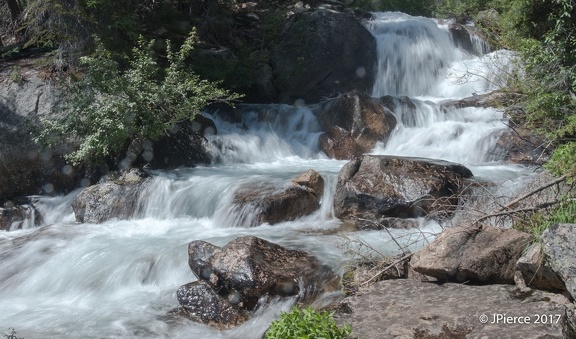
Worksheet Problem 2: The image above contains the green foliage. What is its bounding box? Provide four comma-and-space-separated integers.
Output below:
266, 306, 351, 339
36, 31, 240, 166
516, 197, 576, 241
352, 0, 436, 16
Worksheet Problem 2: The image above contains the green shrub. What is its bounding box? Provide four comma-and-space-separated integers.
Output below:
35, 30, 240, 166
266, 306, 351, 339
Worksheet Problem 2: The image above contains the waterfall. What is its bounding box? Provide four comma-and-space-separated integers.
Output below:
0, 11, 535, 339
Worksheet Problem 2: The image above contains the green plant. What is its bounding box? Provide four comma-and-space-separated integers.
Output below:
35, 30, 241, 166
515, 197, 576, 241
266, 306, 351, 339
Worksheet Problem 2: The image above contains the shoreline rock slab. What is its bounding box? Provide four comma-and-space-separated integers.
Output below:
542, 223, 576, 301
335, 279, 571, 339
411, 225, 532, 284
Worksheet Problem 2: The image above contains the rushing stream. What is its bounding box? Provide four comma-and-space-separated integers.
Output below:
0, 12, 536, 338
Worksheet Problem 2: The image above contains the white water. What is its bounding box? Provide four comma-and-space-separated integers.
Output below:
0, 12, 535, 339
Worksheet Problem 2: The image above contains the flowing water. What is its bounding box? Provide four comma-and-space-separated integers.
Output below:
0, 12, 536, 338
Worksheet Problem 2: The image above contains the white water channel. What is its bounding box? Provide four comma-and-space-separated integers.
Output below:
0, 12, 536, 338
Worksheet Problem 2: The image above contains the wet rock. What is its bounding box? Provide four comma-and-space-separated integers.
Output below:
188, 240, 222, 282
188, 236, 340, 310
314, 91, 397, 159
291, 169, 324, 197
439, 90, 517, 111
492, 127, 550, 165
176, 281, 247, 329
515, 243, 566, 293
72, 168, 148, 223
542, 223, 576, 301
335, 279, 570, 339
232, 170, 324, 226
411, 225, 532, 284
0, 200, 40, 231
334, 155, 473, 222
449, 23, 474, 54
272, 9, 377, 104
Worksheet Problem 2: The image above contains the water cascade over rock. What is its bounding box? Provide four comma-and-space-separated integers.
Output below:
0, 10, 546, 338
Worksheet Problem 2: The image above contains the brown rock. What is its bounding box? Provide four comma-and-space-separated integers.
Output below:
334, 155, 473, 222
515, 243, 565, 292
314, 91, 397, 159
291, 169, 324, 198
411, 225, 533, 284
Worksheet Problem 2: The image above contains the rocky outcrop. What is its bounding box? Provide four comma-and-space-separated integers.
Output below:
314, 91, 397, 159
411, 225, 532, 284
335, 279, 571, 339
493, 127, 550, 165
334, 155, 473, 224
179, 236, 340, 328
232, 170, 324, 226
72, 168, 148, 223
0, 70, 78, 203
542, 223, 576, 301
272, 9, 377, 104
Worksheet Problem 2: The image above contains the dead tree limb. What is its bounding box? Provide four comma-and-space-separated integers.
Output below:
360, 252, 414, 287
495, 175, 566, 213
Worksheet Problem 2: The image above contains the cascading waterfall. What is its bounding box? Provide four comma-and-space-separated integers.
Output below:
0, 12, 535, 339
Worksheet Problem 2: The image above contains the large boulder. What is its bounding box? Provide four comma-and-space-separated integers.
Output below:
232, 170, 324, 226
542, 223, 576, 301
334, 155, 473, 222
335, 279, 571, 339
272, 9, 377, 104
314, 91, 397, 159
186, 236, 340, 311
72, 168, 148, 223
176, 281, 247, 329
411, 225, 533, 284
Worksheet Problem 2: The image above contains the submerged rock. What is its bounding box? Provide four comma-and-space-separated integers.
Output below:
334, 155, 473, 224
179, 236, 340, 328
0, 200, 40, 231
411, 225, 532, 284
72, 168, 148, 223
314, 90, 397, 160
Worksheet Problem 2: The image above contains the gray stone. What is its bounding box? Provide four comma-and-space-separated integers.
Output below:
72, 168, 148, 223
411, 225, 532, 284
335, 279, 570, 339
515, 243, 566, 292
542, 223, 576, 301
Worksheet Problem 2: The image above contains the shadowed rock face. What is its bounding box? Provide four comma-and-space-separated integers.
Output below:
314, 90, 397, 160
334, 155, 473, 223
272, 9, 377, 105
185, 236, 340, 314
411, 225, 532, 284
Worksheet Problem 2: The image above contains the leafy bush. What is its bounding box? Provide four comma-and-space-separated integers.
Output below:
36, 30, 240, 166
266, 306, 351, 339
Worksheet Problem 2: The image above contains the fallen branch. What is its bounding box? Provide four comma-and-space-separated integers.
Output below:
476, 200, 559, 223
360, 252, 414, 287
495, 175, 566, 213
